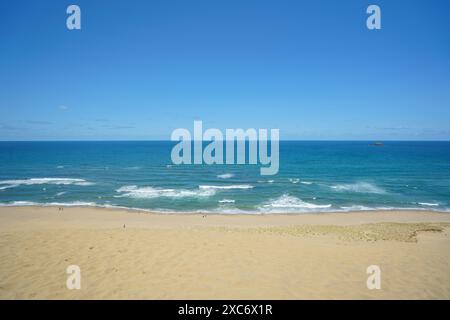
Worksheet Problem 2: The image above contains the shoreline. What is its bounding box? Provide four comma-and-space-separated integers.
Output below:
1, 206, 450, 299
1, 204, 449, 217
1, 205, 450, 229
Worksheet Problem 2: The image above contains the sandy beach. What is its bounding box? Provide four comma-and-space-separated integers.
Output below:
0, 206, 449, 299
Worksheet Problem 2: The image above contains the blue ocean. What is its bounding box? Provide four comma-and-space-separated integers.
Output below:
0, 141, 449, 213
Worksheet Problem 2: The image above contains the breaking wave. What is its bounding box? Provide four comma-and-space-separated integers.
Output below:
418, 202, 439, 207
199, 185, 254, 190
217, 173, 234, 179
0, 178, 94, 190
218, 199, 235, 204
329, 182, 386, 194
289, 178, 313, 185
259, 194, 332, 213
0, 201, 98, 207
116, 185, 215, 198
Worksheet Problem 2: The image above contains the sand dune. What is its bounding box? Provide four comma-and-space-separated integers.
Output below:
0, 206, 449, 299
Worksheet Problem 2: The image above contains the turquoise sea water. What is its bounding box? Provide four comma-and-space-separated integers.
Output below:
0, 141, 449, 213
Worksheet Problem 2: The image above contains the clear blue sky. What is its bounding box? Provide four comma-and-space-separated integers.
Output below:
1, 0, 449, 140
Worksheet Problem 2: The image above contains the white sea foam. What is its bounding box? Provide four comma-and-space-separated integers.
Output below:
289, 178, 312, 185
339, 205, 376, 211
46, 201, 98, 207
0, 201, 38, 206
199, 184, 253, 190
74, 181, 95, 186
0, 184, 19, 191
56, 192, 67, 196
0, 200, 448, 214
0, 178, 94, 188
217, 173, 234, 179
0, 201, 97, 207
418, 202, 439, 207
259, 194, 332, 212
329, 182, 386, 194
218, 199, 235, 204
209, 208, 260, 215
116, 185, 215, 199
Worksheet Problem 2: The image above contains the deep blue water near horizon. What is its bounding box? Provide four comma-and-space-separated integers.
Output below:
0, 141, 449, 213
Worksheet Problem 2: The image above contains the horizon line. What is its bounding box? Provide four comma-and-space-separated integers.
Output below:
1, 139, 450, 142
